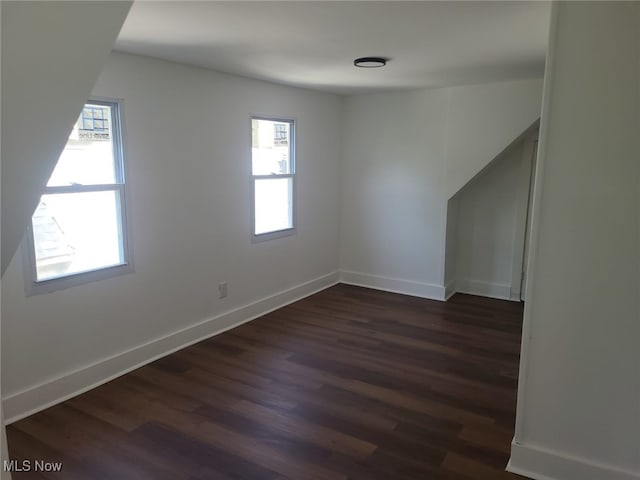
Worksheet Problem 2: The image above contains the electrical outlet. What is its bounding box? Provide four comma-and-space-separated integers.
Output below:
218, 282, 228, 299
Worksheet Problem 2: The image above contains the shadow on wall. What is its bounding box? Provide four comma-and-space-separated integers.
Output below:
445, 122, 539, 302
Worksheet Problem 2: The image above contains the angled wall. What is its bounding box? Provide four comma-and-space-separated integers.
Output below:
340, 80, 543, 299
509, 2, 640, 479
444, 79, 542, 199
1, 1, 132, 274
451, 137, 529, 300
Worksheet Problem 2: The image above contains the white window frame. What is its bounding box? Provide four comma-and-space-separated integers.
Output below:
250, 115, 296, 243
24, 98, 133, 295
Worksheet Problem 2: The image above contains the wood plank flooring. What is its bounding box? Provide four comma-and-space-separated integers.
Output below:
6, 284, 526, 479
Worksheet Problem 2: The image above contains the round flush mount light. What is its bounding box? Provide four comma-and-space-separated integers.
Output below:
354, 57, 388, 68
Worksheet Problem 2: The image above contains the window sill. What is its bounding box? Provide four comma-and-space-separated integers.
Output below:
25, 261, 134, 296
251, 227, 296, 244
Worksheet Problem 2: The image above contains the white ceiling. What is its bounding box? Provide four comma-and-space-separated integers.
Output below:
115, 1, 551, 94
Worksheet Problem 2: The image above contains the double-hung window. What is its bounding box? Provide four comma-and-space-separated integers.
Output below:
26, 99, 131, 293
251, 116, 295, 241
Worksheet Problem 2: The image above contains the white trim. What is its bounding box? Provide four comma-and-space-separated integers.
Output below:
340, 270, 446, 301
444, 279, 457, 301
513, 1, 558, 444
455, 279, 515, 301
250, 225, 296, 244
2, 271, 340, 423
24, 98, 135, 296
508, 442, 640, 480
509, 129, 538, 301
250, 115, 297, 242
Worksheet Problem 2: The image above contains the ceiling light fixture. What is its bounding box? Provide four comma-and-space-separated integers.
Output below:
354, 57, 387, 68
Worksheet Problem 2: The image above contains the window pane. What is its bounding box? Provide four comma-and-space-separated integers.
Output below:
254, 178, 293, 235
252, 118, 292, 175
47, 103, 118, 186
32, 190, 125, 281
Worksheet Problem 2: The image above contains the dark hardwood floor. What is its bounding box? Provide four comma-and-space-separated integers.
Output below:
7, 284, 526, 479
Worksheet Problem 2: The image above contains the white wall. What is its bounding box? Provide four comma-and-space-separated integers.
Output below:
340, 80, 543, 299
444, 79, 543, 199
445, 130, 538, 301
453, 141, 525, 300
340, 90, 449, 298
0, 7, 11, 476
444, 195, 459, 298
509, 2, 640, 479
1, 52, 343, 421
1, 1, 132, 274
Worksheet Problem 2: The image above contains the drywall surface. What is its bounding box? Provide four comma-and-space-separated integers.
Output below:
1, 1, 132, 274
0, 2, 10, 458
1, 52, 342, 415
511, 2, 640, 479
340, 79, 542, 298
444, 78, 543, 198
454, 141, 524, 298
443, 195, 459, 295
340, 90, 449, 295
2, 5, 13, 473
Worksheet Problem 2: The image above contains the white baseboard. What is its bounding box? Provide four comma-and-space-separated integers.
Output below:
444, 280, 457, 301
508, 441, 640, 480
3, 271, 340, 424
455, 278, 517, 301
339, 270, 446, 301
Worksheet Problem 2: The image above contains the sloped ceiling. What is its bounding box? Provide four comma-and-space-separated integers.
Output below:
1, 1, 133, 273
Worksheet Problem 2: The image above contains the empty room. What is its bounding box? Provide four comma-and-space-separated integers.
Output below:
1, 2, 639, 480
